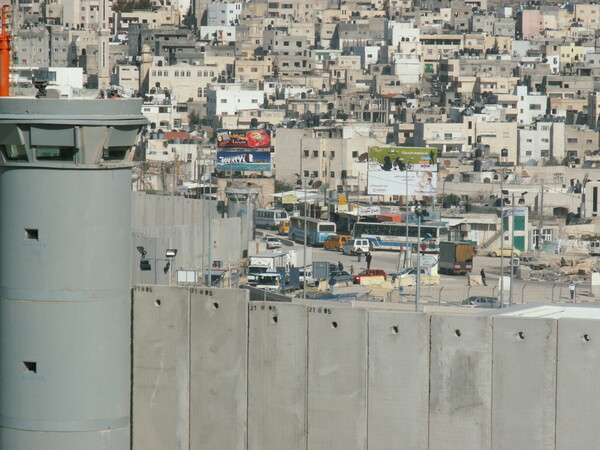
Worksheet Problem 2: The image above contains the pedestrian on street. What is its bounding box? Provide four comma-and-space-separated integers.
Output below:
480, 268, 487, 286
350, 265, 354, 275
366, 252, 372, 270
357, 249, 362, 262
328, 277, 336, 293
338, 261, 344, 271
569, 281, 576, 301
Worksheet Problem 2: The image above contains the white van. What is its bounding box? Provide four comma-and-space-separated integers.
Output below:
341, 238, 371, 255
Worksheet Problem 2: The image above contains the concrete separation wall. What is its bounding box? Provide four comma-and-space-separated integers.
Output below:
368, 311, 429, 450
131, 286, 597, 450
248, 302, 307, 450
190, 287, 248, 450
430, 315, 492, 450
307, 306, 368, 449
556, 318, 600, 448
132, 285, 190, 450
492, 317, 557, 450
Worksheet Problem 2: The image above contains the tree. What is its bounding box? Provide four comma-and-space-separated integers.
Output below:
188, 110, 200, 128
275, 179, 296, 193
442, 193, 460, 208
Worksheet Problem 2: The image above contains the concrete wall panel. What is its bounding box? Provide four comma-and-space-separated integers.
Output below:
429, 315, 492, 450
307, 306, 367, 450
368, 311, 429, 450
556, 318, 600, 448
491, 317, 557, 450
190, 288, 248, 450
132, 285, 190, 450
248, 301, 307, 450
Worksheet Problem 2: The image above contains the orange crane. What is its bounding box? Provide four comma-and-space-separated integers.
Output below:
0, 5, 12, 97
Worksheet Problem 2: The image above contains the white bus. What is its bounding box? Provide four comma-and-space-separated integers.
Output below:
254, 208, 289, 229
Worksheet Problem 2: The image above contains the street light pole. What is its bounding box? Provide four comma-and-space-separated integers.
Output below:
500, 169, 505, 305
303, 179, 307, 300
416, 212, 421, 312
509, 193, 515, 306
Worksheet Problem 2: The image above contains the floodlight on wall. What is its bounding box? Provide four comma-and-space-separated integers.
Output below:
136, 246, 147, 258
166, 249, 177, 258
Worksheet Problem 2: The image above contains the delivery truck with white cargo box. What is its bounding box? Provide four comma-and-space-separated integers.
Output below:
247, 252, 288, 285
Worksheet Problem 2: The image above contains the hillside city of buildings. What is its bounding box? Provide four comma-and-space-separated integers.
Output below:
10, 0, 600, 255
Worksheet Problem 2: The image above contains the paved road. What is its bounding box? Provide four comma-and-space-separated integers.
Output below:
259, 230, 596, 307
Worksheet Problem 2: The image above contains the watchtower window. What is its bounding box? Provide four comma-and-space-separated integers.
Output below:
102, 146, 130, 161
34, 146, 75, 161
0, 144, 27, 161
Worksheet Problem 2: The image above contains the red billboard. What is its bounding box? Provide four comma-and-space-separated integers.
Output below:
216, 129, 271, 149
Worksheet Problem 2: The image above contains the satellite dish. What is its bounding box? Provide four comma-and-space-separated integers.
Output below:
201, 174, 210, 181
318, 182, 329, 193
312, 180, 322, 189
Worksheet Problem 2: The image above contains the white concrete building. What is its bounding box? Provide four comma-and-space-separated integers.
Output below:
206, 83, 264, 117
148, 62, 224, 102
385, 20, 420, 48
13, 66, 84, 91
392, 53, 420, 84
518, 121, 564, 165
516, 85, 548, 126
206, 2, 243, 26
114, 65, 140, 93
142, 97, 188, 130
198, 26, 238, 43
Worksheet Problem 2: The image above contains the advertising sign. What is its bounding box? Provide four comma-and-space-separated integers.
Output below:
367, 146, 438, 196
281, 194, 297, 204
502, 207, 527, 217
358, 205, 381, 216
216, 151, 271, 171
216, 129, 271, 149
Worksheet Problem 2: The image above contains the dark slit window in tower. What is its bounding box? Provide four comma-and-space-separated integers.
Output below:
23, 361, 37, 373
25, 229, 38, 240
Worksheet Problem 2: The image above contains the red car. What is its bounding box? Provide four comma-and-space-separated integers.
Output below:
353, 269, 387, 284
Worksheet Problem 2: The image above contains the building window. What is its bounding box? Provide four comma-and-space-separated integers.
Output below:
567, 138, 578, 144
312, 150, 318, 157
304, 150, 309, 157
330, 171, 335, 177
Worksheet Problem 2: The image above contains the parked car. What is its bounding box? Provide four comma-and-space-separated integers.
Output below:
261, 236, 282, 249
329, 269, 355, 284
341, 238, 371, 255
488, 248, 521, 258
520, 256, 549, 270
389, 267, 428, 282
353, 269, 387, 284
324, 234, 352, 251
461, 296, 503, 308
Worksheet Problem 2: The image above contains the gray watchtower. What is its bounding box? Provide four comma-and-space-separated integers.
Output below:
0, 98, 146, 449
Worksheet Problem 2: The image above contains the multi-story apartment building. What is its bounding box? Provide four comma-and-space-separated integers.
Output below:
206, 82, 264, 117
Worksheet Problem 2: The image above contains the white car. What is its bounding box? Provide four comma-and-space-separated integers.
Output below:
261, 236, 282, 249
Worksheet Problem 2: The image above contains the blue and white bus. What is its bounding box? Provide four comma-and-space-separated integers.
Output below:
352, 221, 449, 252
254, 208, 289, 229
289, 217, 336, 246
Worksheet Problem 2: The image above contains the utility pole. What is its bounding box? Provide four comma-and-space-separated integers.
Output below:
500, 169, 505, 305
208, 162, 212, 285
538, 180, 544, 253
